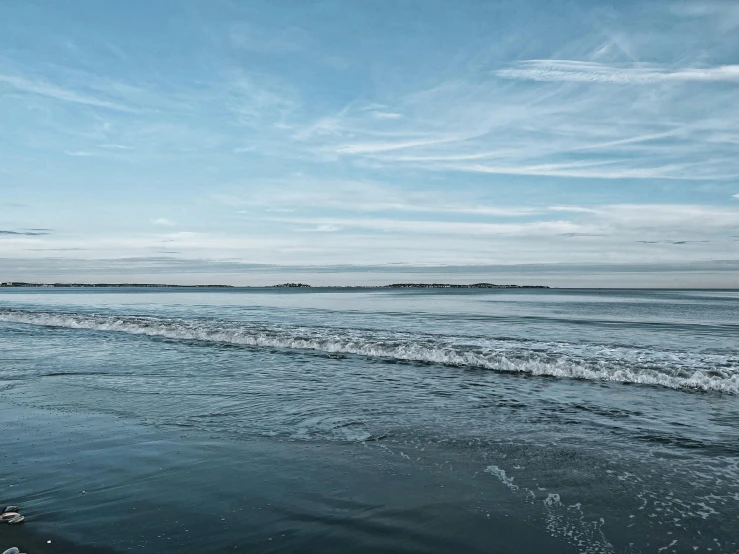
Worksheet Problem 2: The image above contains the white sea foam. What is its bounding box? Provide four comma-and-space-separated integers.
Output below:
486, 466, 616, 553
485, 465, 519, 491
1, 308, 737, 393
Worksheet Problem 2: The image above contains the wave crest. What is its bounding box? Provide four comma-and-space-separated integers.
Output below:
1, 308, 737, 393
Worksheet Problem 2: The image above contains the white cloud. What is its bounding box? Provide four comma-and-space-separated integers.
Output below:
211, 180, 541, 216
495, 60, 739, 84
151, 218, 175, 226
370, 111, 404, 120
589, 204, 739, 228
288, 61, 739, 181
226, 74, 299, 126
733, 193, 739, 199
277, 216, 593, 237
360, 103, 389, 111
98, 144, 133, 150
671, 2, 739, 31
307, 224, 342, 232
548, 206, 601, 214
442, 161, 739, 180
336, 135, 466, 154
0, 73, 131, 111
273, 203, 739, 238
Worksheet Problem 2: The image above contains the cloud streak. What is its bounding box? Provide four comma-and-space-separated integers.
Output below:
297, 61, 739, 181
0, 230, 52, 236
273, 203, 739, 237
212, 180, 545, 217
0, 73, 132, 111
495, 60, 739, 84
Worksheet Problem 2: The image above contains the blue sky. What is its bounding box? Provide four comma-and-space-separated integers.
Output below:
1, 0, 738, 286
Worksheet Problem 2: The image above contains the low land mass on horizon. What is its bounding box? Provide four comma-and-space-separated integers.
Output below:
0, 282, 549, 289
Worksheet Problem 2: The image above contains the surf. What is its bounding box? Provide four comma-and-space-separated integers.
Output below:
1, 308, 737, 394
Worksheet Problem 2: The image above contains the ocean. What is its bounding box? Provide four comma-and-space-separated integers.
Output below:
1, 287, 737, 553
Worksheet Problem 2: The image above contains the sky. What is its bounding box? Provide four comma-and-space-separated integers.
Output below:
1, 0, 738, 287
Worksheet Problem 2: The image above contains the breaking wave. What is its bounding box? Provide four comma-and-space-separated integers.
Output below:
1, 308, 737, 393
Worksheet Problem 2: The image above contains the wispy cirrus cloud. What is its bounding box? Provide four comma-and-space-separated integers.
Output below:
211, 179, 542, 216
584, 203, 739, 228
441, 161, 739, 180
671, 1, 739, 31
494, 60, 739, 84
273, 203, 739, 237
0, 73, 132, 111
335, 135, 471, 155
305, 224, 342, 232
290, 57, 739, 181
283, 217, 590, 237
98, 144, 133, 150
370, 111, 404, 120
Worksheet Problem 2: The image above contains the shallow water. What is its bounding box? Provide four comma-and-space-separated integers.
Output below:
1, 288, 738, 553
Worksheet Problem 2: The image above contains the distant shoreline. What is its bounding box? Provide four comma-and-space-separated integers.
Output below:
0, 282, 550, 289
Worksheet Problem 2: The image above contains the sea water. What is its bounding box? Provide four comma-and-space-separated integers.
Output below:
1, 287, 737, 553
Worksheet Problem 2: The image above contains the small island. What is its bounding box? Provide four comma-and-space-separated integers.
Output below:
0, 282, 233, 288
1, 281, 548, 289
386, 283, 548, 289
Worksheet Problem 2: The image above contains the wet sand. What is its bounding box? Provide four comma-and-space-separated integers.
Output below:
1, 525, 119, 554
1, 402, 574, 553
